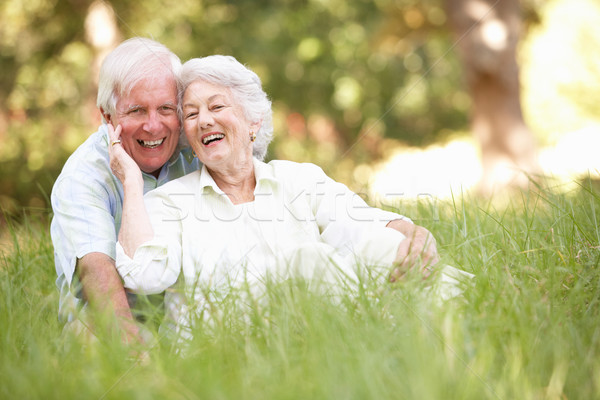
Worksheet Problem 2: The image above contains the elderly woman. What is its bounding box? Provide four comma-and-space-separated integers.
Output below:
111, 55, 443, 332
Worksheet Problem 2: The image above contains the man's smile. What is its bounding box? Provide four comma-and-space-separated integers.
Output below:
137, 138, 165, 148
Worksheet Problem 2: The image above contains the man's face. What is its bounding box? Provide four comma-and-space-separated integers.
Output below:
105, 72, 180, 177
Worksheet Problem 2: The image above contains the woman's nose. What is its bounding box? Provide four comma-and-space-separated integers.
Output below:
198, 111, 214, 129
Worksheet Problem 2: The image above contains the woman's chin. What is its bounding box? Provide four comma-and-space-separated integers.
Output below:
202, 154, 229, 169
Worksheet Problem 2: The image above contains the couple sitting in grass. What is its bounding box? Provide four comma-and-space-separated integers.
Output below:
51, 37, 469, 345
111, 55, 470, 339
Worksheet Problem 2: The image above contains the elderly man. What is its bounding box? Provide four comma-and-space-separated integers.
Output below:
50, 37, 199, 342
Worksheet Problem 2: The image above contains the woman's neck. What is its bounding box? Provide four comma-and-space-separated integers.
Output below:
208, 158, 256, 205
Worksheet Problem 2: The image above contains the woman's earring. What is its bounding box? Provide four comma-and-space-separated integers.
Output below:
250, 131, 257, 142
192, 149, 198, 158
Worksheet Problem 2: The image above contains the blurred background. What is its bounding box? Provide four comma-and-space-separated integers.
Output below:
1, 0, 599, 217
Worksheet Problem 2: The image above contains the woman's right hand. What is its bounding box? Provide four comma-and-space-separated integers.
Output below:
109, 123, 154, 257
107, 124, 143, 188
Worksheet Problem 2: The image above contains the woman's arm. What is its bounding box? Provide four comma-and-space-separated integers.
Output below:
108, 124, 154, 255
385, 219, 439, 280
297, 162, 438, 278
109, 124, 181, 294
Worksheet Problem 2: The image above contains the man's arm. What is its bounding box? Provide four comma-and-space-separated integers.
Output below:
77, 252, 141, 343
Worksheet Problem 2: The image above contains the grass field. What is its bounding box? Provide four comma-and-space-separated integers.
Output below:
1, 180, 599, 399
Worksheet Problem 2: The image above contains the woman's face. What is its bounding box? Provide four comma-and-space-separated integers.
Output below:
182, 80, 255, 170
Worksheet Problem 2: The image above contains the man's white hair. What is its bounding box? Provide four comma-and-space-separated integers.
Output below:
97, 37, 182, 121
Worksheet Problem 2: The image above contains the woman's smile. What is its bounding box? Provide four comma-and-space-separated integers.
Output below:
201, 133, 225, 146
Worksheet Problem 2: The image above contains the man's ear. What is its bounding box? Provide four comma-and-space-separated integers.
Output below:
99, 107, 111, 124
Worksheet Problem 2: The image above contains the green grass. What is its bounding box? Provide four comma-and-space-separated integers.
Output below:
2, 181, 600, 399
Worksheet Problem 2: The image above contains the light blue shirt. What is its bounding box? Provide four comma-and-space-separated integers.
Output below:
50, 124, 200, 321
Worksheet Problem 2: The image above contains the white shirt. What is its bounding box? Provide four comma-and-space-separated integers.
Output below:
116, 159, 410, 328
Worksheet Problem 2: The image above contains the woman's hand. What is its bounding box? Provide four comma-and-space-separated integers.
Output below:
107, 124, 143, 189
108, 124, 154, 257
386, 219, 440, 281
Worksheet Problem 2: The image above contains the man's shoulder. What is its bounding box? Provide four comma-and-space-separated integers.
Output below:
56, 128, 110, 180
51, 128, 118, 200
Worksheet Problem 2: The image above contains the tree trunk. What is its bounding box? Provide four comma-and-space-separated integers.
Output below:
446, 0, 539, 195
85, 1, 122, 126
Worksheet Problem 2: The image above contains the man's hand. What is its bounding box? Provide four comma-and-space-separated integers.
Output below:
386, 219, 439, 282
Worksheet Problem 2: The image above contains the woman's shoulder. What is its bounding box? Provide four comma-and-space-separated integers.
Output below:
267, 160, 327, 179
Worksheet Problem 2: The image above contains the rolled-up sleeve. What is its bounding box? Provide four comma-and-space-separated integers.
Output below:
115, 238, 181, 294
115, 189, 185, 294
352, 224, 406, 266
51, 175, 119, 288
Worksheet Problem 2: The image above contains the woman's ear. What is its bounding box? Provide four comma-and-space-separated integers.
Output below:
250, 119, 262, 133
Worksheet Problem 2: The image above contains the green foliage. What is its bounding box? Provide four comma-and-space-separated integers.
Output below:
1, 0, 471, 212
2, 183, 600, 399
123, 0, 468, 144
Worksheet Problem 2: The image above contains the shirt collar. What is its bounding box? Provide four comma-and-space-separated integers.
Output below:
198, 163, 224, 194
100, 123, 110, 146
253, 158, 278, 185
198, 158, 279, 195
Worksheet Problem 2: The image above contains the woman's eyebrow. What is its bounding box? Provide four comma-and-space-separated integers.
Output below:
208, 94, 225, 102
183, 94, 226, 109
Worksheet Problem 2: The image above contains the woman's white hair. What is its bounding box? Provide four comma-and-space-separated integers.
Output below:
180, 55, 273, 161
97, 37, 181, 120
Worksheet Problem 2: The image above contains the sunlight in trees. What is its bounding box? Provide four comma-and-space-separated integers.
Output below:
521, 0, 600, 143
370, 0, 600, 199
85, 1, 118, 49
0, 0, 599, 211
370, 138, 481, 199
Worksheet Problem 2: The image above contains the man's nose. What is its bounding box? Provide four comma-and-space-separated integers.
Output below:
143, 110, 162, 133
